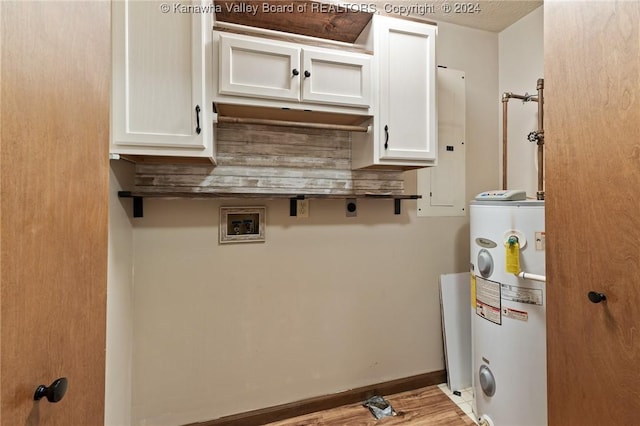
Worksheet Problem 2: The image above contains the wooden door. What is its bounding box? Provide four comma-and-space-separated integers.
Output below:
0, 1, 109, 425
545, 1, 640, 424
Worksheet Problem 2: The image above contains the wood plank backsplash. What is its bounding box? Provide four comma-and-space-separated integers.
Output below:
133, 122, 405, 196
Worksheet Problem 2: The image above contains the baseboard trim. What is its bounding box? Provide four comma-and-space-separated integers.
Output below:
186, 370, 446, 426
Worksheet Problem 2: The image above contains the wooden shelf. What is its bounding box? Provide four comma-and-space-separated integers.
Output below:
118, 191, 420, 217
213, 1, 373, 44
118, 191, 419, 200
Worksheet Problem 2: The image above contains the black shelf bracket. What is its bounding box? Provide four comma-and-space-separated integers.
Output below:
394, 198, 402, 215
362, 194, 421, 215
289, 195, 306, 217
391, 196, 421, 214
118, 191, 144, 218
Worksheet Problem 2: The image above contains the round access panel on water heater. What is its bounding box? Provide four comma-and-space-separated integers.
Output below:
477, 249, 494, 278
479, 364, 496, 397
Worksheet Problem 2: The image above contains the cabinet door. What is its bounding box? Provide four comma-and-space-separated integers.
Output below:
377, 18, 437, 161
111, 0, 212, 157
301, 48, 371, 108
218, 33, 301, 102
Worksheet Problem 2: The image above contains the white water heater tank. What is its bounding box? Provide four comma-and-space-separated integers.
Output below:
469, 197, 546, 426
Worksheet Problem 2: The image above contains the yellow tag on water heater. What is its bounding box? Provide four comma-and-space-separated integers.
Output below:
505, 241, 520, 274
470, 274, 477, 309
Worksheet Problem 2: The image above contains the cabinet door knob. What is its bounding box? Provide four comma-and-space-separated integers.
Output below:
34, 377, 68, 403
304, 70, 311, 78
588, 291, 607, 303
195, 105, 201, 135
292, 69, 299, 76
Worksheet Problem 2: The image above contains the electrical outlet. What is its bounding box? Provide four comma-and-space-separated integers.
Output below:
535, 231, 545, 250
345, 199, 357, 217
296, 199, 309, 218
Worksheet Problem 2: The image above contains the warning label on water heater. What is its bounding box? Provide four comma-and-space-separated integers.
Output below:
476, 277, 502, 325
503, 307, 529, 322
501, 284, 543, 306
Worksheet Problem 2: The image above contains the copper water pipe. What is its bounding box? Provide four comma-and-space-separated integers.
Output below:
501, 90, 540, 192
502, 94, 509, 190
536, 78, 545, 200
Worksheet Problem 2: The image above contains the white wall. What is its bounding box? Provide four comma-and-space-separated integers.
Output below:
106, 160, 135, 426
124, 20, 499, 426
499, 6, 544, 197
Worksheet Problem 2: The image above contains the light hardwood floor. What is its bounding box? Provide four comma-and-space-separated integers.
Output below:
264, 385, 476, 425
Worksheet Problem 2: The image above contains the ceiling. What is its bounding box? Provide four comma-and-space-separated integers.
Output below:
367, 1, 543, 33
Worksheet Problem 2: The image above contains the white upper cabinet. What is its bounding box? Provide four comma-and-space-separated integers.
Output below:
111, 0, 214, 159
302, 48, 371, 108
352, 15, 438, 169
215, 32, 371, 111
218, 34, 301, 102
378, 17, 436, 161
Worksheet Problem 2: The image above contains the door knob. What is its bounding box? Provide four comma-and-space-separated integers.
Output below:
34, 377, 68, 403
588, 291, 607, 304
